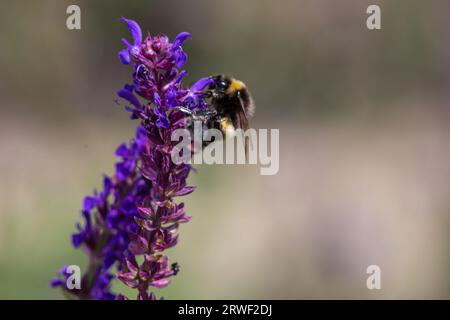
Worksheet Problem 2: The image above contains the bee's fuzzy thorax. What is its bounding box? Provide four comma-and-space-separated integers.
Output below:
226, 79, 245, 94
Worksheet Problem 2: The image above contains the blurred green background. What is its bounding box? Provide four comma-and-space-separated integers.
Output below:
0, 0, 449, 299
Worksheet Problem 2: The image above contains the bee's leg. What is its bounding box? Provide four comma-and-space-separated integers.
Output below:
177, 106, 195, 116
177, 106, 216, 119
204, 90, 224, 100
203, 90, 213, 98
193, 109, 218, 121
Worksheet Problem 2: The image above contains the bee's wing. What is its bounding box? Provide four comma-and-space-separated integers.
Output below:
235, 95, 251, 159
235, 109, 249, 131
236, 94, 250, 130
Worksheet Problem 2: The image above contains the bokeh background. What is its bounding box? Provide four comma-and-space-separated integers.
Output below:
0, 0, 449, 299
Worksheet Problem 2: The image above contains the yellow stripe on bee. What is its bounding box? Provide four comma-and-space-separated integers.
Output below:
220, 118, 236, 137
226, 79, 245, 93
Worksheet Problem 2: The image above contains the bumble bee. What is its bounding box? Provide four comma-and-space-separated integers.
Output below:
179, 74, 255, 154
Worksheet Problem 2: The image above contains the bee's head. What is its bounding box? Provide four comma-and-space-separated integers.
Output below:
209, 74, 245, 98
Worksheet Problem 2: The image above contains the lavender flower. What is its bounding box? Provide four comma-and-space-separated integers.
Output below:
52, 17, 212, 300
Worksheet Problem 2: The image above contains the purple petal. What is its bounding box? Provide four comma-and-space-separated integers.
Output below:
172, 32, 191, 48
119, 49, 131, 64
102, 176, 112, 196
58, 265, 69, 275
121, 38, 132, 49
117, 85, 142, 109
115, 143, 128, 157
71, 232, 85, 247
175, 70, 188, 84
137, 206, 154, 218
120, 17, 142, 46
83, 196, 96, 212
156, 117, 169, 129
50, 279, 64, 288
153, 92, 162, 107
150, 278, 170, 289
172, 186, 196, 197
118, 271, 137, 282
124, 258, 139, 274
191, 76, 214, 91
173, 49, 187, 67
128, 233, 149, 255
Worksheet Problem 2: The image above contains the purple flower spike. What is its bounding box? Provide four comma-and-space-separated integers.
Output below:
53, 18, 213, 300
